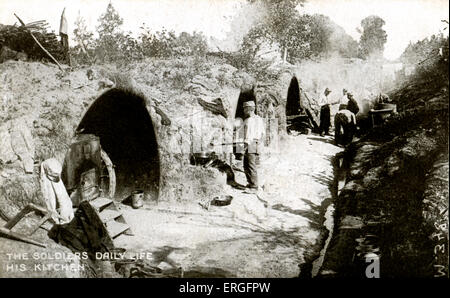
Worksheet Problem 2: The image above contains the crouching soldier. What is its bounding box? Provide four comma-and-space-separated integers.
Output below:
334, 108, 356, 146
243, 101, 265, 191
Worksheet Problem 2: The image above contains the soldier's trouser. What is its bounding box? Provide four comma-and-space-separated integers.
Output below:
319, 104, 331, 134
335, 118, 343, 145
244, 152, 259, 188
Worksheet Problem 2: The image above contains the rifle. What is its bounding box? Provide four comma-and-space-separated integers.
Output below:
209, 141, 246, 147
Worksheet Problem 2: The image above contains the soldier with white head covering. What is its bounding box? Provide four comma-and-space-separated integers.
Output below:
243, 101, 265, 190
318, 87, 340, 136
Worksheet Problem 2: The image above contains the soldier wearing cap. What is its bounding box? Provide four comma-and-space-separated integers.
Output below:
341, 88, 348, 104
346, 92, 360, 115
318, 87, 340, 136
242, 101, 265, 190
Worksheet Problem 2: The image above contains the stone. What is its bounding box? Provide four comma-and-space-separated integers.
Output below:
385, 154, 401, 176
9, 117, 35, 173
34, 118, 54, 131
353, 144, 379, 164
0, 123, 16, 164
362, 166, 384, 188
157, 261, 174, 271
349, 163, 366, 179
339, 215, 364, 229
342, 180, 364, 193
191, 75, 217, 91
98, 78, 114, 89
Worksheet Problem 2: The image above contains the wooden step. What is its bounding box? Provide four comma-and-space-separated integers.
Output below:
99, 209, 122, 222
106, 221, 130, 238
90, 197, 113, 211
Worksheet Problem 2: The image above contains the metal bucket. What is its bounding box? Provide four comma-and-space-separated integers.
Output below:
131, 190, 144, 209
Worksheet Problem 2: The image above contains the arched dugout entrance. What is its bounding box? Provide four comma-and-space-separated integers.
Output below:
285, 76, 314, 133
286, 76, 301, 116
235, 87, 257, 120
76, 88, 160, 201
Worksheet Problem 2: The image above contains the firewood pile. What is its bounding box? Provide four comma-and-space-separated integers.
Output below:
0, 20, 64, 62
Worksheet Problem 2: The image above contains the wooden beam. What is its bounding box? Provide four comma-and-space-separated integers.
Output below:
0, 227, 47, 248
3, 203, 47, 230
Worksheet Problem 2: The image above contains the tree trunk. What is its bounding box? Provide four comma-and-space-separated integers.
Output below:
283, 47, 287, 63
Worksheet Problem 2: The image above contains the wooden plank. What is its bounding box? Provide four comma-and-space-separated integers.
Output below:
106, 221, 130, 238
0, 227, 47, 248
3, 205, 33, 229
89, 197, 112, 211
28, 214, 51, 236
99, 209, 122, 222
4, 203, 47, 230
305, 108, 319, 131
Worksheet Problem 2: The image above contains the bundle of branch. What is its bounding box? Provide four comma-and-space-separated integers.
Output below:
197, 98, 228, 118
0, 20, 64, 62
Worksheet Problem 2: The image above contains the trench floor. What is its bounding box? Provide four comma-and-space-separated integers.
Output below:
114, 133, 343, 277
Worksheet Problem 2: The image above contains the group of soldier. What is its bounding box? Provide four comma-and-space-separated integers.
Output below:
317, 87, 360, 146
234, 86, 362, 192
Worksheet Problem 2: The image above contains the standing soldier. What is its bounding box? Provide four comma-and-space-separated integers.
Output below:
341, 89, 348, 105
346, 92, 360, 115
318, 88, 340, 136
243, 101, 265, 191
59, 8, 71, 66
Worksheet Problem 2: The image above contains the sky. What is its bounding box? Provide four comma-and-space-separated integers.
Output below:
0, 0, 448, 60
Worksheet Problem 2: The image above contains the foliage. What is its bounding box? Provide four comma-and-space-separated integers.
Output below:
241, 0, 306, 62
72, 13, 95, 64
239, 0, 359, 65
400, 32, 448, 67
0, 23, 65, 62
68, 2, 209, 65
328, 23, 359, 58
174, 31, 208, 57
297, 14, 334, 60
140, 26, 177, 58
358, 15, 387, 59
395, 29, 449, 89
259, 0, 305, 52
95, 2, 126, 62
140, 26, 208, 58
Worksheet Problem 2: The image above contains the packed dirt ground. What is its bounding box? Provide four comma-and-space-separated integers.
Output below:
0, 58, 342, 278
113, 134, 342, 277
0, 132, 341, 278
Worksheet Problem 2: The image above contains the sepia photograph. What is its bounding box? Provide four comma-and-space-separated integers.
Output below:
0, 0, 448, 284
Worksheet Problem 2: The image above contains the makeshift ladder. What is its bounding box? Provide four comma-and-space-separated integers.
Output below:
78, 196, 133, 252
0, 203, 50, 248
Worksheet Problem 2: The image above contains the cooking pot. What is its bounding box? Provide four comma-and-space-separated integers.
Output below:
131, 190, 144, 209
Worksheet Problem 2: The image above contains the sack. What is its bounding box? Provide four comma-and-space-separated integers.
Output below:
40, 158, 74, 225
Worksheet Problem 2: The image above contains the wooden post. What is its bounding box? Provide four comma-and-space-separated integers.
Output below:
60, 33, 71, 66
14, 13, 64, 71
